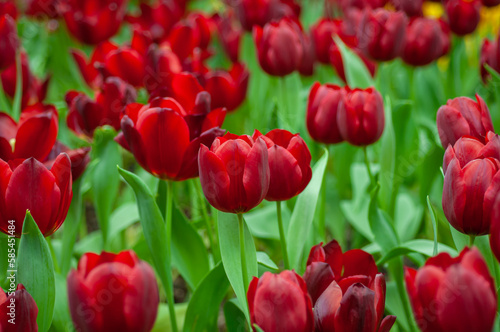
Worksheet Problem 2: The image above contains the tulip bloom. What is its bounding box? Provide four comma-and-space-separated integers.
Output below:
311, 19, 342, 64
67, 250, 159, 332
0, 284, 38, 332
337, 87, 385, 146
44, 142, 91, 181
0, 1, 17, 20
390, 0, 423, 17
444, 0, 481, 36
405, 248, 497, 332
0, 104, 58, 162
25, 0, 60, 18
436, 94, 494, 148
0, 14, 18, 71
213, 12, 242, 63
204, 63, 249, 111
116, 96, 226, 181
235, 0, 301, 31
482, 0, 500, 6
480, 34, 500, 83
0, 154, 72, 237
198, 133, 270, 213
247, 271, 314, 332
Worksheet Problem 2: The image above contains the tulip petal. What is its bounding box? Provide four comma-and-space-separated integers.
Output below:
323, 239, 343, 279
303, 261, 335, 304
333, 283, 377, 332
442, 158, 466, 233
378, 315, 396, 332
437, 105, 472, 148
265, 145, 302, 201
243, 138, 269, 212
342, 249, 378, 280
49, 153, 72, 236
314, 281, 343, 331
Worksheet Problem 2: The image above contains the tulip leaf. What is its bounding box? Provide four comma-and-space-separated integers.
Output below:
17, 211, 55, 332
245, 203, 291, 240
377, 239, 457, 266
287, 149, 328, 272
60, 178, 83, 275
224, 299, 247, 332
449, 223, 468, 252
378, 97, 396, 214
257, 251, 278, 270
218, 212, 258, 323
51, 273, 72, 331
334, 36, 374, 89
183, 263, 230, 332
426, 196, 439, 256
368, 185, 399, 254
108, 202, 139, 241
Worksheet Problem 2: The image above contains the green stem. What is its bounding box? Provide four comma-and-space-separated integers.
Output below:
46, 237, 60, 274
469, 235, 476, 247
165, 180, 178, 332
195, 180, 219, 262
363, 147, 375, 185
238, 213, 249, 293
12, 51, 23, 121
276, 201, 290, 270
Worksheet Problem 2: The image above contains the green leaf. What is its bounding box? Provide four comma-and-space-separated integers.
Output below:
377, 239, 457, 266
379, 97, 395, 214
368, 185, 399, 254
449, 223, 468, 251
17, 212, 55, 332
334, 36, 375, 88
108, 202, 139, 241
51, 273, 72, 332
426, 196, 439, 256
218, 212, 258, 323
245, 204, 291, 240
183, 263, 230, 332
224, 299, 247, 332
394, 193, 424, 242
60, 178, 83, 275
257, 251, 279, 270
152, 304, 189, 332
287, 149, 328, 272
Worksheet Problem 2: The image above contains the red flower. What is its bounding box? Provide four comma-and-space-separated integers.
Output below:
405, 248, 497, 332
490, 194, 500, 262
116, 96, 226, 181
482, 0, 500, 6
444, 0, 481, 36
480, 33, 500, 83
253, 129, 312, 201
337, 87, 385, 146
25, 0, 60, 18
390, 0, 423, 17
44, 141, 91, 181
307, 83, 346, 144
247, 271, 314, 332
310, 18, 342, 64
198, 133, 270, 213
235, 0, 301, 31
67, 250, 159, 332
204, 63, 249, 111
0, 284, 38, 332
66, 77, 137, 138
436, 94, 494, 148
0, 104, 58, 162
213, 11, 242, 63
0, 1, 18, 20
0, 14, 18, 71
60, 0, 128, 45
0, 153, 72, 237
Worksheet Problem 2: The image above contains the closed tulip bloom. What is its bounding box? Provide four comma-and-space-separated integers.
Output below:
116, 96, 225, 181
213, 12, 243, 63
390, 0, 423, 17
247, 271, 314, 332
67, 250, 159, 332
405, 248, 497, 332
311, 18, 342, 64
204, 63, 249, 111
198, 133, 270, 213
307, 83, 346, 144
480, 34, 500, 83
402, 18, 449, 66
44, 141, 91, 181
253, 18, 304, 77
445, 0, 481, 36
329, 41, 378, 83
436, 94, 494, 148
337, 87, 385, 146
0, 14, 18, 71
0, 284, 38, 332
253, 129, 312, 201
235, 0, 300, 31
0, 153, 72, 237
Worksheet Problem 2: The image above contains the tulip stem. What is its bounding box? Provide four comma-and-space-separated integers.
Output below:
469, 235, 476, 247
195, 180, 219, 262
165, 180, 178, 332
363, 147, 375, 185
238, 213, 249, 293
276, 201, 290, 270
12, 51, 22, 121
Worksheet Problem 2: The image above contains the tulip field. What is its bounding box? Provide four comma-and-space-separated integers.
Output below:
2, 0, 500, 331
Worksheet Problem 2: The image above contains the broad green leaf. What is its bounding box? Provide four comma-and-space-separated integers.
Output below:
385, 281, 410, 332
334, 36, 374, 88
379, 97, 395, 214
218, 212, 258, 323
17, 212, 55, 332
449, 223, 468, 251
152, 304, 189, 332
395, 193, 424, 242
368, 186, 399, 254
287, 149, 328, 272
183, 263, 229, 332
257, 251, 278, 270
108, 202, 140, 241
427, 196, 439, 256
74, 231, 102, 256
377, 239, 457, 266
224, 299, 247, 332
51, 273, 72, 332
245, 204, 291, 240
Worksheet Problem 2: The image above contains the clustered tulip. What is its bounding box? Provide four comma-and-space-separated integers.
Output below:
0, 284, 38, 332
67, 250, 159, 332
444, 0, 482, 36
480, 32, 500, 83
235, 0, 300, 31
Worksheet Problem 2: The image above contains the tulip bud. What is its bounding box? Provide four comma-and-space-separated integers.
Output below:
405, 248, 497, 332
337, 87, 385, 146
198, 133, 270, 213
253, 18, 304, 77
247, 271, 314, 332
204, 63, 249, 111
68, 250, 159, 332
0, 153, 72, 237
0, 14, 18, 71
390, 0, 423, 17
436, 94, 494, 148
0, 284, 38, 332
444, 0, 481, 36
480, 33, 500, 83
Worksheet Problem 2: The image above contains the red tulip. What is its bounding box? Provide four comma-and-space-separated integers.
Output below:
444, 0, 481, 36
204, 63, 249, 111
358, 9, 408, 62
298, 30, 316, 76
0, 284, 38, 332
0, 1, 18, 20
252, 129, 312, 201
66, 77, 137, 138
44, 141, 91, 181
67, 250, 159, 332
480, 33, 500, 83
25, 0, 60, 18
311, 19, 342, 64
0, 153, 72, 237
253, 17, 304, 77
166, 15, 209, 61
405, 247, 497, 332
0, 104, 58, 162
116, 96, 226, 181
436, 94, 494, 148
337, 87, 385, 146
489, 194, 500, 262
482, 0, 500, 6
198, 133, 270, 213
213, 12, 242, 63
0, 14, 18, 71
247, 271, 314, 332
390, 0, 423, 16
60, 0, 128, 44
340, 0, 388, 11
235, 0, 301, 31
307, 83, 346, 144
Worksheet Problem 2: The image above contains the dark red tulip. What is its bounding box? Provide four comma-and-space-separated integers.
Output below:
337, 87, 385, 146
390, 0, 423, 17
0, 284, 38, 332
405, 247, 497, 332
0, 14, 18, 71
482, 0, 500, 6
480, 33, 500, 83
71, 41, 118, 89
0, 153, 72, 237
253, 17, 304, 77
311, 19, 342, 64
339, 0, 388, 11
44, 141, 91, 181
116, 96, 225, 181
444, 0, 481, 36
0, 1, 18, 20
166, 18, 205, 61
436, 94, 494, 148
67, 250, 159, 332
298, 30, 316, 76
198, 133, 269, 213
66, 77, 137, 138
307, 83, 346, 144
247, 271, 314, 332
358, 9, 408, 62
60, 0, 128, 45
252, 129, 312, 201
235, 0, 300, 31
213, 12, 242, 63
204, 63, 249, 111
0, 104, 58, 162
25, 0, 60, 18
